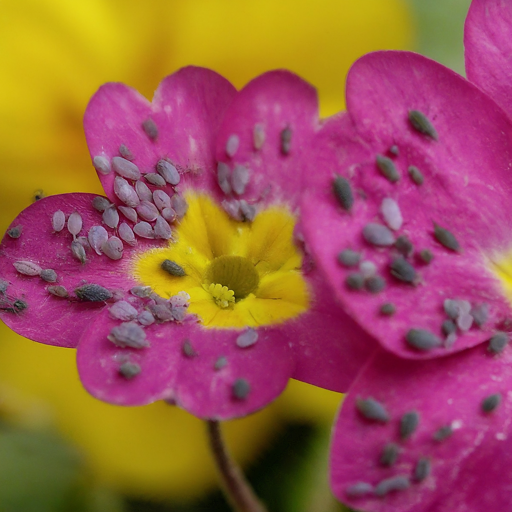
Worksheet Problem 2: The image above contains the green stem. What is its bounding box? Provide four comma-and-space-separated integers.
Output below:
206, 420, 268, 512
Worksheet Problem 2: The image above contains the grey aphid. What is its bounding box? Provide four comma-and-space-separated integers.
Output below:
380, 303, 396, 316
108, 322, 148, 349
217, 162, 232, 195
161, 259, 186, 277
470, 303, 489, 327
346, 273, 364, 290
380, 443, 400, 466
154, 216, 172, 240
375, 475, 410, 497
93, 155, 111, 175
40, 269, 57, 283
130, 286, 152, 298
233, 378, 251, 399
389, 145, 399, 156
11, 299, 28, 313
442, 320, 457, 336
67, 212, 83, 236
112, 156, 141, 180
414, 458, 431, 482
0, 279, 8, 294
418, 249, 433, 264
488, 332, 509, 354
481, 393, 502, 413
119, 361, 141, 379
7, 225, 22, 239
13, 260, 41, 276
214, 356, 228, 371
109, 301, 138, 321
232, 165, 250, 196
408, 110, 438, 140
171, 194, 188, 218
355, 397, 390, 423
102, 206, 120, 229
363, 223, 395, 246
182, 339, 197, 358
153, 189, 172, 211
395, 235, 414, 257
280, 126, 292, 155
434, 223, 460, 252
118, 206, 138, 223
102, 236, 124, 261
136, 200, 159, 222
114, 176, 140, 207
137, 310, 155, 326
390, 256, 417, 284
156, 160, 180, 186
457, 312, 473, 332
144, 173, 166, 187
133, 221, 154, 239
253, 123, 265, 150
400, 410, 419, 439
236, 328, 258, 348
118, 223, 137, 246
148, 303, 174, 322
135, 180, 153, 203
408, 165, 424, 185
433, 424, 453, 441
239, 200, 256, 222
52, 210, 66, 231
225, 134, 240, 157
75, 284, 112, 302
92, 196, 111, 212
346, 482, 374, 497
360, 261, 377, 278
119, 144, 134, 161
332, 175, 354, 211
443, 299, 460, 320
338, 249, 360, 267
365, 275, 386, 294
142, 118, 158, 141
88, 225, 109, 255
406, 329, 442, 351
47, 285, 68, 298
376, 155, 400, 182
381, 197, 402, 230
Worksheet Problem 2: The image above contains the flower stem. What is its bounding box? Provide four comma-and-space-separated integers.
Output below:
206, 420, 268, 512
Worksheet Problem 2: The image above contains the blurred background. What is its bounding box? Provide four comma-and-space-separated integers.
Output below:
0, 1, 470, 510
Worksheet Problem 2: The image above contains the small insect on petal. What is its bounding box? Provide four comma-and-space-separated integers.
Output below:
7, 225, 23, 239
375, 476, 410, 497
109, 301, 138, 321
102, 236, 124, 260
346, 273, 365, 290
70, 240, 87, 263
380, 443, 400, 466
13, 261, 42, 276
142, 118, 158, 141
457, 312, 473, 331
133, 221, 154, 239
338, 249, 361, 267
380, 303, 396, 316
40, 269, 57, 283
161, 259, 186, 277
239, 200, 256, 222
363, 223, 395, 246
433, 425, 453, 441
481, 393, 502, 413
390, 256, 417, 284
52, 211, 66, 232
414, 458, 431, 482
395, 235, 414, 257
153, 189, 172, 211
442, 320, 457, 336
471, 303, 489, 327
0, 279, 8, 294
488, 332, 509, 354
88, 225, 109, 255
214, 356, 228, 371
130, 286, 152, 298
118, 206, 138, 223
408, 165, 424, 185
108, 322, 148, 349
356, 397, 390, 423
112, 156, 141, 180
365, 275, 386, 293
225, 134, 240, 157
332, 175, 354, 211
376, 155, 400, 183
360, 261, 376, 278
47, 285, 68, 298
400, 411, 420, 439
119, 144, 134, 161
93, 155, 111, 175
389, 145, 399, 156
135, 180, 153, 202
92, 196, 111, 212
418, 249, 433, 264
406, 329, 442, 351
232, 378, 251, 400
434, 223, 460, 252
280, 126, 292, 155
381, 198, 402, 230
136, 200, 159, 222
408, 110, 438, 140
182, 339, 197, 358
232, 165, 250, 196
236, 328, 258, 348
346, 482, 374, 498
153, 216, 172, 240
171, 194, 188, 218
75, 284, 112, 302
144, 173, 166, 187
253, 123, 265, 150
138, 310, 155, 326
118, 223, 137, 246
67, 212, 83, 236
114, 177, 140, 207
156, 159, 180, 186
119, 361, 141, 379
102, 206, 119, 229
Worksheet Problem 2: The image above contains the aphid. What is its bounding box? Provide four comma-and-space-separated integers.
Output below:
52, 211, 66, 232
408, 110, 438, 140
102, 236, 124, 260
239, 200, 256, 222
418, 248, 433, 264
135, 180, 153, 203
280, 126, 292, 155
40, 269, 57, 283
376, 155, 400, 182
119, 144, 134, 161
0, 295, 28, 314
144, 173, 166, 187
118, 223, 137, 246
182, 339, 197, 358
141, 118, 158, 141
108, 321, 148, 349
338, 249, 360, 267
136, 201, 159, 222
118, 206, 138, 223
389, 145, 399, 156
457, 312, 473, 331
47, 285, 68, 298
433, 424, 453, 441
390, 256, 417, 284
119, 361, 141, 379
93, 155, 111, 175
232, 378, 251, 399
156, 159, 180, 186
395, 235, 414, 257
130, 286, 152, 298
414, 458, 431, 482
154, 216, 172, 240
236, 328, 258, 348
148, 303, 174, 322
442, 320, 457, 336
161, 207, 177, 223
153, 189, 172, 211
114, 176, 140, 207
225, 134, 240, 157
137, 310, 155, 326
232, 165, 250, 195
332, 175, 354, 211
102, 206, 119, 229
253, 123, 265, 150
400, 410, 420, 439
470, 303, 489, 327
408, 165, 424, 185
345, 482, 374, 498
109, 301, 138, 321
0, 279, 8, 294
434, 223, 460, 252
13, 260, 42, 276
488, 332, 509, 354
67, 212, 83, 237
171, 194, 188, 218
88, 225, 109, 255
360, 260, 377, 278
365, 275, 386, 293
214, 356, 228, 371
380, 303, 396, 316
381, 198, 402, 230
7, 225, 23, 239
481, 393, 502, 413
375, 475, 410, 497
405, 329, 442, 351
92, 196, 111, 212
363, 223, 395, 247
75, 283, 113, 302
380, 443, 400, 466
161, 259, 186, 277
112, 156, 140, 180
355, 397, 390, 423
133, 221, 154, 239
346, 273, 364, 290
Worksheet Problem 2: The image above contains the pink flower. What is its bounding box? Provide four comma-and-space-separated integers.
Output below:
0, 67, 373, 420
301, 45, 512, 511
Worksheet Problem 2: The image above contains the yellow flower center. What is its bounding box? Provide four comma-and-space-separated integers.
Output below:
132, 193, 309, 328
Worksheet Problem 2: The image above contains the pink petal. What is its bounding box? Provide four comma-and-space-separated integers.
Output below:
331, 345, 512, 512
302, 51, 512, 360
465, 0, 512, 119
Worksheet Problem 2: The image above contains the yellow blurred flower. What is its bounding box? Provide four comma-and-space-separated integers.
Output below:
0, 0, 413, 500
